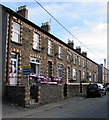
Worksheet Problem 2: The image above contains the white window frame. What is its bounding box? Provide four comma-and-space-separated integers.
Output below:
73, 54, 77, 64
83, 59, 86, 68
67, 51, 71, 62
72, 68, 77, 80
58, 46, 62, 59
83, 71, 85, 79
78, 56, 81, 66
12, 22, 20, 43
57, 64, 63, 79
30, 57, 40, 75
66, 67, 69, 83
48, 40, 52, 55
33, 32, 40, 50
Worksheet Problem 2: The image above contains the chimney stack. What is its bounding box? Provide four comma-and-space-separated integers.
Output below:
82, 51, 87, 57
68, 40, 74, 48
17, 5, 28, 19
41, 22, 50, 32
76, 46, 81, 53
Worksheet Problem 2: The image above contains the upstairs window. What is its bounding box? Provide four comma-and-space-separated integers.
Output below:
48, 40, 52, 55
12, 22, 20, 43
73, 54, 77, 64
58, 46, 62, 59
83, 59, 86, 68
67, 51, 71, 62
33, 32, 40, 50
78, 56, 81, 66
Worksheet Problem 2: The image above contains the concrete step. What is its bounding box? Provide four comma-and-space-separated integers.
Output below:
30, 99, 36, 104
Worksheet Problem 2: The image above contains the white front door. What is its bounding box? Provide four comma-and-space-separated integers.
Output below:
10, 53, 18, 86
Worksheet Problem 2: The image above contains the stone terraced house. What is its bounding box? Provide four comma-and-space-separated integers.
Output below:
1, 4, 104, 107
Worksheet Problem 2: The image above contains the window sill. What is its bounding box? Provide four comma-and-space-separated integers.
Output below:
67, 60, 70, 63
47, 54, 53, 57
58, 57, 63, 61
32, 48, 41, 52
10, 41, 22, 46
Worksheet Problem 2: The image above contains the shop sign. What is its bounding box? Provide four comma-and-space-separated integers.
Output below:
22, 65, 31, 69
22, 69, 31, 75
22, 65, 31, 75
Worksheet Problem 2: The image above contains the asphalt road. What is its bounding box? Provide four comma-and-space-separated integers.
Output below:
25, 93, 108, 118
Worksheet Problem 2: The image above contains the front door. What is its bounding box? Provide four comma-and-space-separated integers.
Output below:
10, 53, 18, 85
48, 61, 52, 78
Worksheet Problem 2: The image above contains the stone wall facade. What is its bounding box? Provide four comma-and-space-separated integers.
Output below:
4, 13, 99, 86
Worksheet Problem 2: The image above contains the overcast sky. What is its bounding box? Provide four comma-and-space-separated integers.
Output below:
1, 0, 108, 66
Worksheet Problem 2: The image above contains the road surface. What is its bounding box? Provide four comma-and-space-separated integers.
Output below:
24, 93, 108, 118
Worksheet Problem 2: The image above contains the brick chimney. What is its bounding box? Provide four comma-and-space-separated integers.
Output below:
41, 22, 50, 32
68, 40, 74, 48
17, 5, 28, 19
82, 51, 87, 57
76, 46, 81, 53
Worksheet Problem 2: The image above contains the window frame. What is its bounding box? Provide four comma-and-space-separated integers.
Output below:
12, 22, 20, 43
57, 64, 63, 79
73, 54, 77, 64
30, 57, 40, 75
33, 32, 40, 50
72, 68, 77, 80
48, 40, 52, 55
67, 50, 71, 62
78, 56, 81, 66
58, 46, 62, 59
10, 52, 19, 85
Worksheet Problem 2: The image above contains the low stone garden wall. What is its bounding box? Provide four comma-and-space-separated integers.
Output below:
67, 84, 88, 98
4, 83, 88, 107
38, 84, 64, 104
67, 84, 80, 97
5, 85, 30, 107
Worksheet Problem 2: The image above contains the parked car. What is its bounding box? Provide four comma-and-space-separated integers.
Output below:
102, 84, 106, 95
106, 85, 109, 91
87, 83, 106, 97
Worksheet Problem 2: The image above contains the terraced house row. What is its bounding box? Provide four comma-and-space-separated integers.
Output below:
2, 5, 98, 85
1, 4, 109, 106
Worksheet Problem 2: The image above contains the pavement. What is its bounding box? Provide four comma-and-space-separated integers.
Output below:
2, 95, 86, 118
